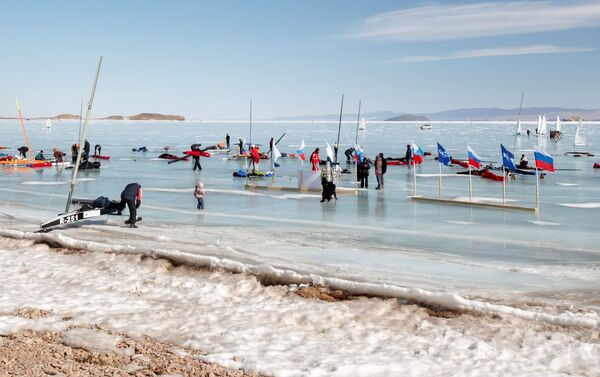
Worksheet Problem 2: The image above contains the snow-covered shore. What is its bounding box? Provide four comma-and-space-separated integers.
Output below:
1, 235, 599, 376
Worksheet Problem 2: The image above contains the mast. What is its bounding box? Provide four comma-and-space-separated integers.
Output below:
334, 94, 344, 165
354, 100, 362, 146
512, 92, 524, 153
65, 56, 103, 213
15, 99, 33, 161
78, 98, 83, 140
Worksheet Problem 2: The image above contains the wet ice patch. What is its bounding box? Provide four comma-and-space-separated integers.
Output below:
445, 220, 475, 225
557, 203, 600, 209
454, 197, 517, 203
528, 220, 561, 226
556, 182, 579, 187
22, 181, 67, 185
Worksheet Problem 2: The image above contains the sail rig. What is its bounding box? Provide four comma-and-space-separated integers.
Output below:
41, 57, 105, 230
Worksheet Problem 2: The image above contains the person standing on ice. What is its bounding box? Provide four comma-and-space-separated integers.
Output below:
118, 183, 142, 228
405, 144, 413, 169
194, 181, 207, 209
191, 143, 202, 171
250, 145, 260, 172
310, 148, 320, 171
375, 153, 387, 190
83, 139, 91, 161
225, 133, 230, 149
359, 155, 370, 188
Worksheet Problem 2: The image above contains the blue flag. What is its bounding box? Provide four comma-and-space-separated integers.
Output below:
500, 144, 516, 172
437, 143, 451, 165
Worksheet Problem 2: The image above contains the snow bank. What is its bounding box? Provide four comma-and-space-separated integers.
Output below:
63, 328, 122, 353
1, 228, 598, 329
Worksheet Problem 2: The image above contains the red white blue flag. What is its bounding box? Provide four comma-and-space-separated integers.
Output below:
534, 147, 554, 172
467, 145, 481, 169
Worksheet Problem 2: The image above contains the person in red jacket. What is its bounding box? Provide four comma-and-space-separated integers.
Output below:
310, 148, 320, 171
250, 145, 260, 172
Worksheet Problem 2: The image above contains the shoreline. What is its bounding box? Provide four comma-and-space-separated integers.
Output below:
1, 227, 598, 329
1, 233, 598, 376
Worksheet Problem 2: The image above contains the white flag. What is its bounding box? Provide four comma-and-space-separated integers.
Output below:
272, 143, 282, 163
325, 142, 334, 162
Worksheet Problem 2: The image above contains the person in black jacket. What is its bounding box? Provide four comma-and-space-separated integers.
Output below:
118, 183, 142, 228
83, 139, 91, 161
344, 147, 355, 164
225, 133, 230, 149
359, 156, 370, 188
191, 143, 202, 171
405, 144, 413, 169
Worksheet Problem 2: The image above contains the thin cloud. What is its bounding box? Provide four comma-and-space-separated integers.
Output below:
386, 45, 594, 63
350, 1, 600, 41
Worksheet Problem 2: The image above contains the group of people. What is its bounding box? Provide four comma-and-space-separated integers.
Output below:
15, 138, 101, 165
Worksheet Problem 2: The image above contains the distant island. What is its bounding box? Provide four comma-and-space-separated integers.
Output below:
53, 114, 80, 120
49, 113, 185, 121
126, 113, 185, 121
385, 114, 429, 122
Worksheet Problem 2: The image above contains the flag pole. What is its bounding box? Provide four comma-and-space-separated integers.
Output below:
438, 162, 442, 199
535, 166, 540, 212
502, 164, 506, 204
468, 164, 473, 202
412, 159, 417, 196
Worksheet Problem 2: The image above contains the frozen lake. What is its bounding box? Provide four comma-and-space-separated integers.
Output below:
1, 119, 599, 311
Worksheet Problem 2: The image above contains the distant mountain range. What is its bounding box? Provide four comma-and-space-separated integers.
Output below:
272, 107, 600, 121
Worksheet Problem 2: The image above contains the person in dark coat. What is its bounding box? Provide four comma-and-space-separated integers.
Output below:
17, 146, 29, 158
375, 153, 387, 190
191, 143, 202, 171
83, 139, 91, 161
238, 139, 244, 155
344, 147, 355, 164
94, 144, 102, 156
118, 183, 142, 228
405, 144, 413, 169
71, 144, 79, 163
359, 156, 370, 188
225, 133, 230, 149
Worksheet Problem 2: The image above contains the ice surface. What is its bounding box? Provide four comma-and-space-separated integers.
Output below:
1, 120, 599, 375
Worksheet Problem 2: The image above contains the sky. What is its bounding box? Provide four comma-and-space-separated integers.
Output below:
0, 0, 599, 119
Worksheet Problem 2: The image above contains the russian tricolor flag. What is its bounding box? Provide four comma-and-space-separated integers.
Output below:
534, 147, 554, 172
411, 143, 424, 164
467, 145, 481, 169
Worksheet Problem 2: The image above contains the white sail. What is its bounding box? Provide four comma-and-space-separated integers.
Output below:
515, 118, 522, 135
574, 120, 587, 147
358, 117, 366, 130
555, 115, 561, 132
538, 115, 547, 135
536, 115, 542, 135
45, 119, 52, 129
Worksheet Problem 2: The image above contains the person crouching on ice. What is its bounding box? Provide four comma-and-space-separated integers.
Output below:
194, 181, 207, 209
118, 183, 142, 228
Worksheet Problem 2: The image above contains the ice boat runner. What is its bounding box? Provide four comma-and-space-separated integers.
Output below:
40, 57, 117, 230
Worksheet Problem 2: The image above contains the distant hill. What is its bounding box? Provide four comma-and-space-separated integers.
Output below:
385, 114, 429, 122
101, 115, 124, 120
126, 113, 185, 121
422, 107, 600, 121
271, 107, 600, 121
272, 111, 399, 122
53, 114, 80, 120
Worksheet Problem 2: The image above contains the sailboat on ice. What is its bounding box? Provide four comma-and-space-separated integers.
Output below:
565, 119, 594, 157
40, 57, 124, 231
550, 115, 562, 141
536, 114, 547, 136
358, 117, 366, 131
